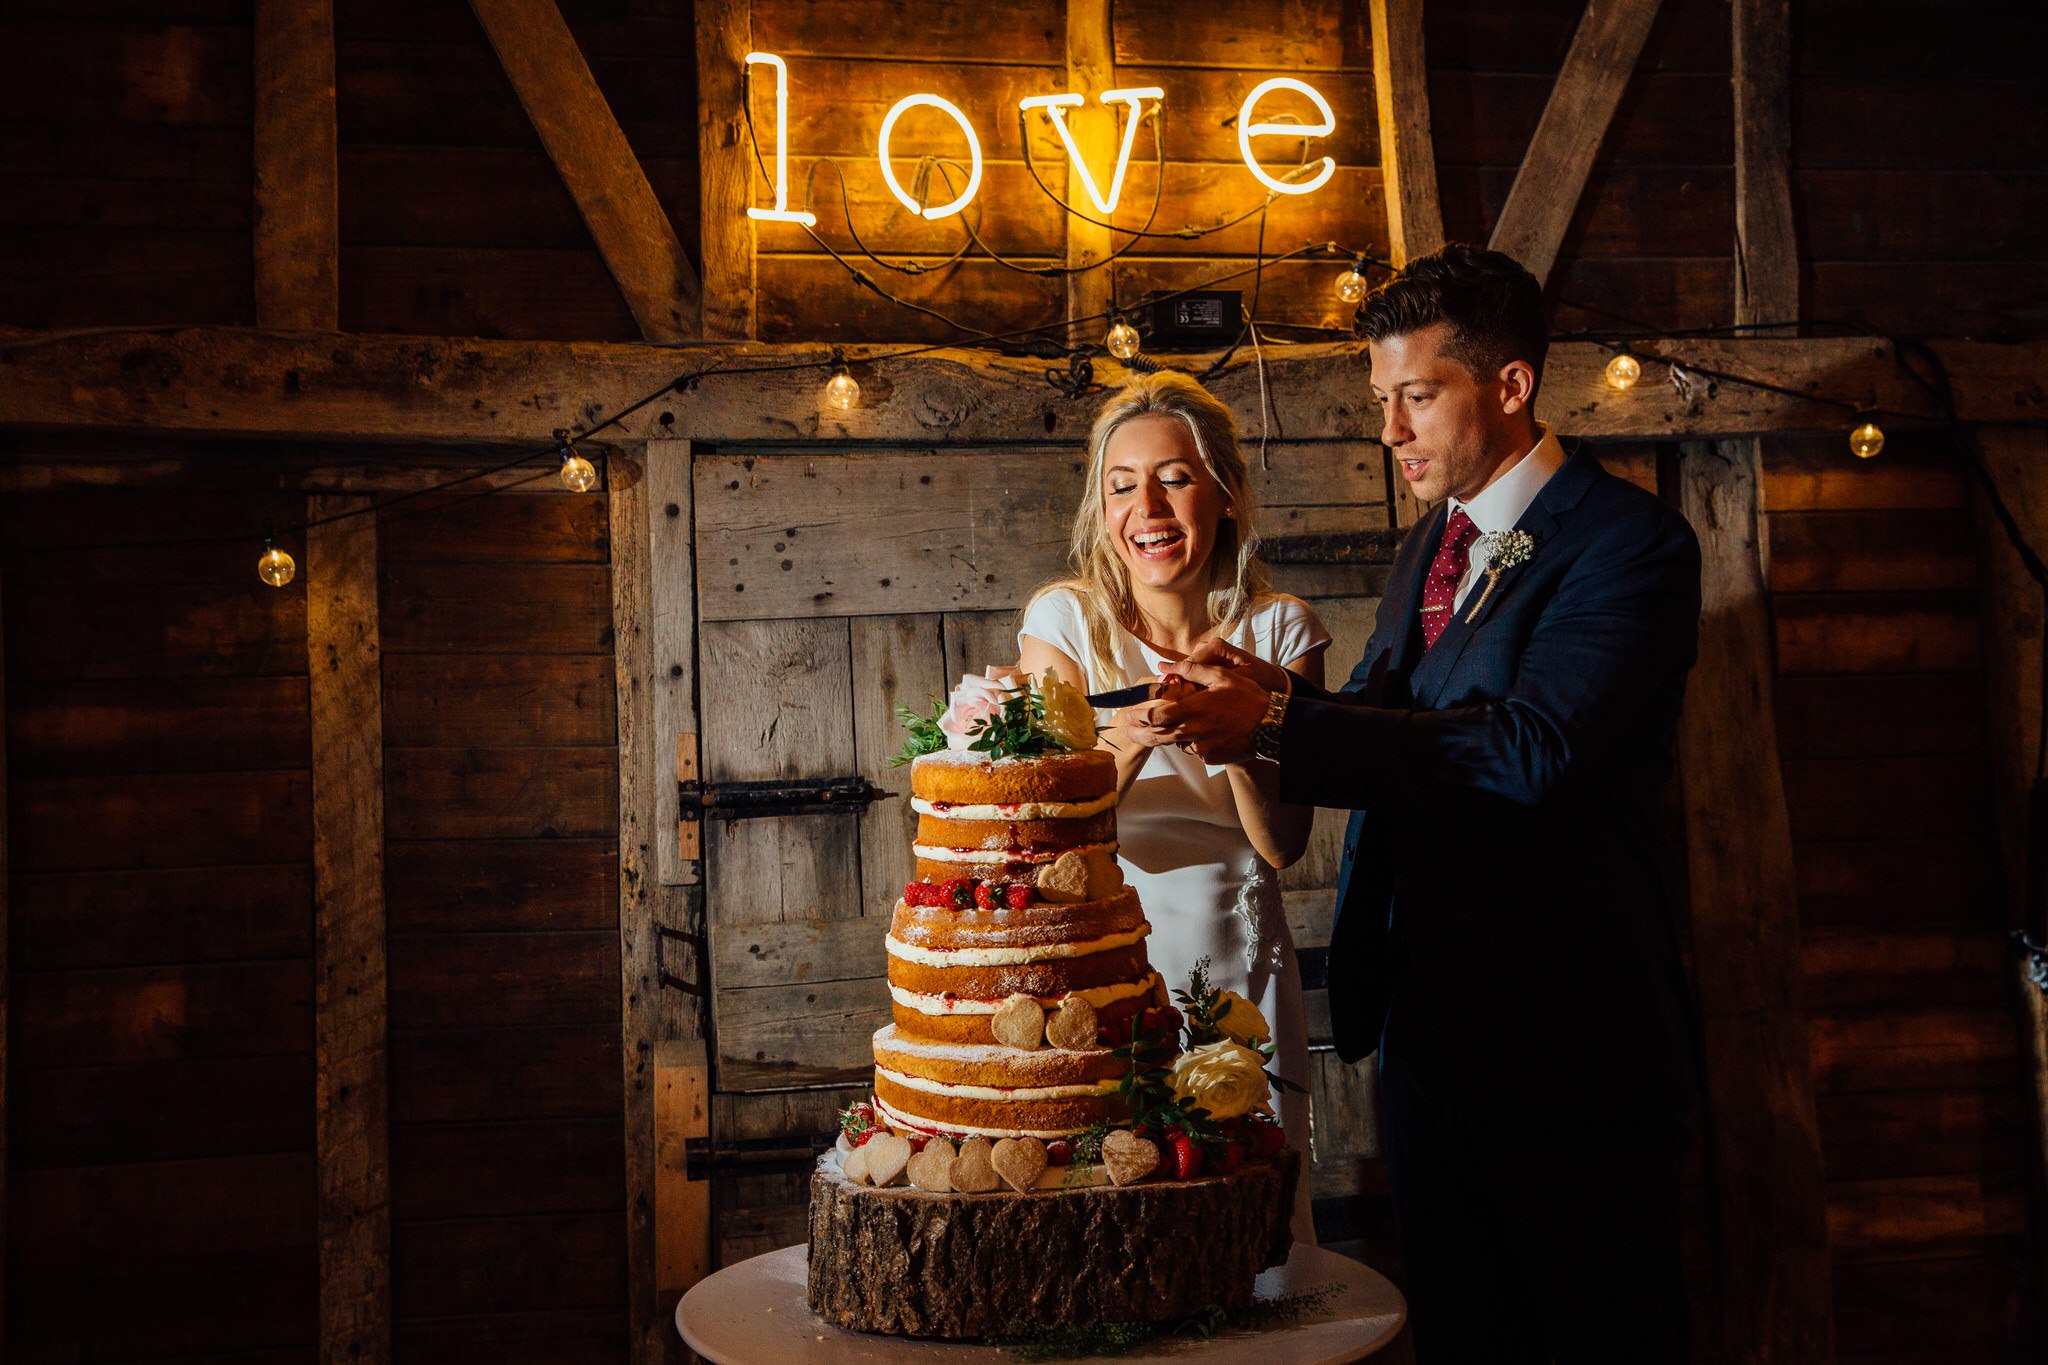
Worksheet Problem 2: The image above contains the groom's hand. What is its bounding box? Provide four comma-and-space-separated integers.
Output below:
1152, 642, 1275, 763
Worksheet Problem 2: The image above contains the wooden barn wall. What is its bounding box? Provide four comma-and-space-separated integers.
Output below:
1, 463, 319, 1361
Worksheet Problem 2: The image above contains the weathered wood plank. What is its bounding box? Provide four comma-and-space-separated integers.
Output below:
654, 1039, 711, 1321
393, 1211, 626, 1316
850, 614, 945, 912
1809, 1010, 2019, 1096
1817, 1088, 2028, 1184
9, 677, 310, 776
1674, 439, 1833, 1364
713, 976, 889, 1090
710, 915, 888, 991
11, 770, 313, 874
646, 438, 698, 885
388, 931, 621, 1030
384, 746, 618, 841
1767, 508, 1976, 594
695, 0, 753, 339
469, 0, 699, 341
388, 1023, 623, 1123
382, 654, 615, 747
384, 839, 617, 934
305, 495, 391, 1365
1773, 592, 1981, 676
1733, 0, 1797, 327
1775, 672, 1987, 761
1369, 0, 1444, 268
12, 960, 311, 1069
390, 1118, 625, 1221
376, 488, 609, 563
5, 329, 2032, 444
13, 1053, 311, 1168
254, 0, 339, 329
11, 863, 312, 971
379, 562, 613, 655
1487, 0, 1665, 284
1825, 1171, 2029, 1264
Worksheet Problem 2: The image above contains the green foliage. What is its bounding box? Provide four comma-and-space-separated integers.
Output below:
889, 697, 949, 767
1062, 1122, 1115, 1187
1173, 956, 1226, 1047
987, 1283, 1345, 1359
967, 686, 1065, 761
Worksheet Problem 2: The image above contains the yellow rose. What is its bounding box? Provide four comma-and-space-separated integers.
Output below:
1033, 670, 1097, 752
1168, 1041, 1271, 1121
1212, 990, 1270, 1046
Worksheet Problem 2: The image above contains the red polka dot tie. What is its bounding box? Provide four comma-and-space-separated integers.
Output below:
1420, 508, 1480, 650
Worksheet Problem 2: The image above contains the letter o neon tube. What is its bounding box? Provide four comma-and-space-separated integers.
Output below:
877, 94, 984, 220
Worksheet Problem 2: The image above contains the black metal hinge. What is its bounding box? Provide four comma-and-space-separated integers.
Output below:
678, 774, 895, 823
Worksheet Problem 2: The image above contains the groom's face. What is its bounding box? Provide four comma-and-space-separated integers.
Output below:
1370, 322, 1515, 504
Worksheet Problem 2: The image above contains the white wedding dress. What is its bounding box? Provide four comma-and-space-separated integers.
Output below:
1019, 588, 1329, 1243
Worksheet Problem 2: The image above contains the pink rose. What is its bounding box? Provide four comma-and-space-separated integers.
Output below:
940, 671, 1017, 751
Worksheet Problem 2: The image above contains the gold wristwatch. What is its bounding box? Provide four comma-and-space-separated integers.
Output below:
1250, 688, 1290, 762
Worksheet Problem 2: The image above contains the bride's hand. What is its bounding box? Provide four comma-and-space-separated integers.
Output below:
1109, 675, 1187, 750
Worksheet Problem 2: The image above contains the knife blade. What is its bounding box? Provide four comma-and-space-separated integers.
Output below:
1084, 682, 1159, 708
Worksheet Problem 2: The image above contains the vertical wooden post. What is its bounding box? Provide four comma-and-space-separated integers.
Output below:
1732, 0, 1798, 331
0, 560, 9, 1351
655, 1039, 712, 1318
1677, 443, 1835, 1364
1368, 0, 1444, 271
1969, 427, 2048, 1358
613, 442, 709, 1363
695, 0, 756, 340
648, 439, 700, 886
306, 497, 392, 1365
1063, 0, 1116, 346
254, 0, 340, 329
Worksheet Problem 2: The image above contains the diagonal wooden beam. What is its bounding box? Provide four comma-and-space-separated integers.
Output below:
1368, 0, 1444, 271
470, 0, 701, 342
1488, 0, 1664, 284
254, 0, 339, 329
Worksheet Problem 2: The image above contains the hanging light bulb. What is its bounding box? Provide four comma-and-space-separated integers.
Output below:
824, 364, 862, 410
1333, 257, 1371, 304
1105, 315, 1143, 361
1604, 353, 1642, 390
1849, 419, 1886, 460
257, 539, 296, 588
558, 445, 599, 492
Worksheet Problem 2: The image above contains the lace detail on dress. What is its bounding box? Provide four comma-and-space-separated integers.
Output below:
1233, 854, 1282, 972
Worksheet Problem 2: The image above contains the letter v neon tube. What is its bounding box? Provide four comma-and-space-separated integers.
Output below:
1019, 86, 1164, 215
743, 52, 817, 225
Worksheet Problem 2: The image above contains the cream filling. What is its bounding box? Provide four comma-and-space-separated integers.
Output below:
871, 1092, 1092, 1143
912, 840, 1117, 865
885, 924, 1149, 966
911, 793, 1118, 822
887, 974, 1157, 1016
875, 1065, 1119, 1102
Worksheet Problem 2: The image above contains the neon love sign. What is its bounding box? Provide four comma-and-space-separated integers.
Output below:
744, 54, 1337, 223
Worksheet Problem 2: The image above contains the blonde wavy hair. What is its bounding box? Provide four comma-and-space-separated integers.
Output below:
1025, 369, 1271, 691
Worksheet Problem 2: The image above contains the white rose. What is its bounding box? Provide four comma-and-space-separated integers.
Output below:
1032, 670, 1097, 752
1168, 1041, 1270, 1121
1212, 991, 1270, 1046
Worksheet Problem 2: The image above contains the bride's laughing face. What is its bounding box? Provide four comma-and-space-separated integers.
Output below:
1101, 415, 1228, 594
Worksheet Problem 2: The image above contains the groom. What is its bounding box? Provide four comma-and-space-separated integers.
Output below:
1151, 245, 1701, 1362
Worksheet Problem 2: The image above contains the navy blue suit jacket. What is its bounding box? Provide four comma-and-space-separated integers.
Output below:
1278, 444, 1702, 1120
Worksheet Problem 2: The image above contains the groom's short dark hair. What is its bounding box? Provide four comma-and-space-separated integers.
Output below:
1359, 243, 1548, 388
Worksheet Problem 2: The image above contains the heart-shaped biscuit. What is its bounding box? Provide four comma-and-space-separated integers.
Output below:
1045, 995, 1100, 1051
991, 993, 1046, 1050
1035, 849, 1091, 904
991, 1136, 1049, 1193
951, 1136, 1000, 1193
906, 1139, 956, 1193
862, 1132, 913, 1187
842, 1141, 873, 1185
1100, 1129, 1160, 1186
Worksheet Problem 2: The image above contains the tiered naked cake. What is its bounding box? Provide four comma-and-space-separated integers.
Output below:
807, 674, 1299, 1339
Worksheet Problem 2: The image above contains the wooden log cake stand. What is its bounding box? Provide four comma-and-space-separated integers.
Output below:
807, 1148, 1302, 1338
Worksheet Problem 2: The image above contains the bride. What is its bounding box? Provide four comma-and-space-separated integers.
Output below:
946, 369, 1329, 1241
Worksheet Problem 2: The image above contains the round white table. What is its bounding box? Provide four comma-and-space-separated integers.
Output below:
676, 1241, 1406, 1364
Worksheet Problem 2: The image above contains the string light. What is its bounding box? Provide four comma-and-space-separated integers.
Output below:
1604, 353, 1642, 389
1333, 257, 1371, 304
1105, 315, 1143, 361
558, 445, 599, 492
824, 361, 862, 409
257, 539, 295, 588
1849, 419, 1886, 459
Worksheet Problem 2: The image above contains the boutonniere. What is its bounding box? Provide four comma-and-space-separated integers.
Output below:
1466, 530, 1536, 622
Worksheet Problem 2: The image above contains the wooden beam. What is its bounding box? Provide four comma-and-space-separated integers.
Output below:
695, 0, 754, 340
469, 0, 701, 342
1676, 441, 1834, 1365
647, 439, 699, 886
306, 495, 392, 1365
1732, 0, 1798, 329
654, 1039, 711, 1325
1063, 0, 1116, 345
253, 0, 339, 329
1368, 0, 1445, 270
6, 328, 2032, 446
1488, 0, 1664, 284
1969, 427, 2048, 1362
0, 560, 8, 1351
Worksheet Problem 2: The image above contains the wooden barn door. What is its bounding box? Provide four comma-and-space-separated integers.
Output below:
685, 440, 1392, 1264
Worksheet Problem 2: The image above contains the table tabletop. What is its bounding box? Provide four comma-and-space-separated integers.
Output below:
676, 1241, 1406, 1364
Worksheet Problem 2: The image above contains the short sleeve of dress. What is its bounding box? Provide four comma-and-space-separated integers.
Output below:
1255, 593, 1333, 667
1017, 588, 1092, 669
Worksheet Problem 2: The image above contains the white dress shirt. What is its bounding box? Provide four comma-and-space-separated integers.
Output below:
1445, 422, 1567, 610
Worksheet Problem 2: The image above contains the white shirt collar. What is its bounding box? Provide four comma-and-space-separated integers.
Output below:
1450, 422, 1566, 536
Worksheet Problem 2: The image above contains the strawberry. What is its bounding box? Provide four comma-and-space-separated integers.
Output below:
1168, 1132, 1204, 1180
839, 1100, 879, 1147
973, 879, 999, 910
1217, 1139, 1246, 1175
1003, 882, 1034, 910
1139, 1005, 1183, 1039
1045, 1140, 1073, 1166
1250, 1119, 1287, 1158
902, 881, 933, 907
940, 877, 975, 910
